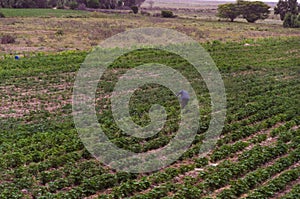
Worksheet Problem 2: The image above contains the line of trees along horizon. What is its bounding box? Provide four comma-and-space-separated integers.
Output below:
217, 0, 300, 27
0, 0, 146, 9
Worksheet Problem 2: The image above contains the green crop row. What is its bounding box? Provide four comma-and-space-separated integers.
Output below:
245, 167, 300, 199
280, 184, 300, 199
218, 146, 300, 198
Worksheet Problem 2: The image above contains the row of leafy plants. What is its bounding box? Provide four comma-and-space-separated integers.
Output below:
124, 134, 300, 199
245, 167, 300, 199
218, 134, 300, 198
89, 125, 299, 199
0, 37, 299, 198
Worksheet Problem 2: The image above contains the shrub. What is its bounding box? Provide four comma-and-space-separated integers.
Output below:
69, 1, 78, 10
284, 12, 293, 27
131, 5, 139, 14
87, 0, 100, 8
56, 30, 64, 36
161, 10, 174, 18
1, 35, 16, 44
57, 2, 65, 9
78, 3, 87, 10
117, 0, 123, 7
283, 12, 300, 28
0, 12, 5, 18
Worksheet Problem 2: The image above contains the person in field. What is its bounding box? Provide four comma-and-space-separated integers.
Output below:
176, 90, 190, 109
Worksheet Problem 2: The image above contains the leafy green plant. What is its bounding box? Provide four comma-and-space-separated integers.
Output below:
283, 12, 300, 27
161, 10, 174, 18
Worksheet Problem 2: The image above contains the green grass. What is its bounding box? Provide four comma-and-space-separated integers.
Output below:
0, 8, 90, 18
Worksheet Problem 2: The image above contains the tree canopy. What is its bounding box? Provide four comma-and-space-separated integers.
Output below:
240, 1, 270, 23
217, 3, 240, 22
0, 0, 146, 9
274, 0, 299, 20
217, 1, 270, 23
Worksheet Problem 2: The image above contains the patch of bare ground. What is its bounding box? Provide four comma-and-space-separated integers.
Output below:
2, 46, 56, 53
134, 184, 165, 197
210, 184, 231, 198
0, 72, 75, 119
285, 49, 300, 54
268, 54, 300, 62
275, 75, 299, 81
231, 70, 263, 77
172, 169, 201, 184
1, 13, 300, 54
84, 188, 113, 199
291, 125, 299, 131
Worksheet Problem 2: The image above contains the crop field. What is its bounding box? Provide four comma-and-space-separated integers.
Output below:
0, 7, 300, 199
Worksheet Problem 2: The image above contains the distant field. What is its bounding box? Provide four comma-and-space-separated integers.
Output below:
0, 8, 90, 17
0, 9, 299, 55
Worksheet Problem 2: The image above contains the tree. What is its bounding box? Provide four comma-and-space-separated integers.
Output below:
87, 0, 100, 8
124, 0, 145, 7
69, 1, 78, 9
48, 0, 58, 7
117, 0, 123, 7
131, 5, 138, 13
35, 0, 48, 8
217, 3, 241, 22
0, 0, 144, 8
240, 1, 270, 23
283, 11, 300, 27
148, 0, 154, 9
124, 0, 134, 6
0, 0, 14, 8
274, 0, 299, 20
14, 0, 36, 8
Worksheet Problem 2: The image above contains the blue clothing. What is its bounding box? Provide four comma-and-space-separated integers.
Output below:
177, 90, 190, 100
177, 90, 190, 108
